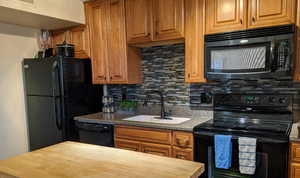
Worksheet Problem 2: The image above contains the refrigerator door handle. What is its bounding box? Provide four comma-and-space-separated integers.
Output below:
52, 61, 62, 130
52, 97, 62, 130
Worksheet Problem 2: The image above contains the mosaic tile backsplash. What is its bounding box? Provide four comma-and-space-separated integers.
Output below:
108, 44, 193, 106
108, 43, 299, 105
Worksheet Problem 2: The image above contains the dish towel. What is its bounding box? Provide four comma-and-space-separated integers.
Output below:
238, 137, 257, 175
214, 135, 232, 169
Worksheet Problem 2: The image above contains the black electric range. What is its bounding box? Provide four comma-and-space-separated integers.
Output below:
194, 94, 293, 178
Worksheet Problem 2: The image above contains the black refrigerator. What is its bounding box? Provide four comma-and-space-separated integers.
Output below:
23, 57, 102, 151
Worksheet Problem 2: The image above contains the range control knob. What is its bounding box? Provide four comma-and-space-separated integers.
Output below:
279, 98, 287, 104
269, 97, 277, 103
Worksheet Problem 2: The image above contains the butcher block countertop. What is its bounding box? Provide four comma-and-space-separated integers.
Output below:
0, 142, 204, 178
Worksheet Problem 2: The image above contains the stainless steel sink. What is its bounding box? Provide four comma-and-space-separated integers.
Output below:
123, 115, 191, 124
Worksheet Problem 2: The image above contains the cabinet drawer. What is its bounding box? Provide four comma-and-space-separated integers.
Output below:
115, 139, 140, 152
115, 126, 172, 144
290, 163, 300, 178
141, 142, 172, 157
291, 143, 300, 162
172, 131, 193, 148
172, 146, 193, 161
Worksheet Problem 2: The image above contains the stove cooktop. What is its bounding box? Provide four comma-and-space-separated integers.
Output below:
194, 117, 292, 139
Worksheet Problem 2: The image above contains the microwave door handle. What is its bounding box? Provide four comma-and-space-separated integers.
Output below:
270, 41, 276, 71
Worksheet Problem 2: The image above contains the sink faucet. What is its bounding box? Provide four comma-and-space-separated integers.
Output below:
144, 90, 171, 120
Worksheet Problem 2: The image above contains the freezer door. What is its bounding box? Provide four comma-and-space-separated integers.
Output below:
23, 58, 60, 96
27, 96, 63, 151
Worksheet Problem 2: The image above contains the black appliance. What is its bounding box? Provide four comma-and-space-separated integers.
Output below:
205, 24, 295, 80
194, 94, 293, 178
75, 121, 114, 147
23, 57, 102, 151
56, 41, 75, 57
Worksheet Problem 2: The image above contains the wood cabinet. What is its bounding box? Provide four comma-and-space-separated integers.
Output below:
126, 0, 152, 44
172, 131, 194, 148
172, 147, 193, 161
205, 0, 296, 34
69, 26, 90, 59
141, 142, 172, 157
185, 0, 206, 83
115, 126, 194, 161
248, 0, 296, 29
294, 0, 300, 82
115, 139, 140, 151
290, 142, 300, 178
51, 26, 90, 59
291, 143, 300, 163
85, 0, 141, 84
291, 163, 300, 178
125, 0, 185, 46
115, 125, 172, 144
205, 0, 247, 34
152, 0, 185, 41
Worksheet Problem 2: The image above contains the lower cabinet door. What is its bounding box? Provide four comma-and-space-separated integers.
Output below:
115, 139, 140, 152
290, 163, 300, 178
140, 142, 172, 157
172, 146, 193, 161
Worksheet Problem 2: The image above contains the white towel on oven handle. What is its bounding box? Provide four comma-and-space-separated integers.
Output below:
238, 137, 257, 175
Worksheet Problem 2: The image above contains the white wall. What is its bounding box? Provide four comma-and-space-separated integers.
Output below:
0, 0, 85, 24
0, 22, 39, 160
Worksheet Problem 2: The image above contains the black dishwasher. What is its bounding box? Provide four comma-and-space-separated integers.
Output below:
75, 121, 114, 147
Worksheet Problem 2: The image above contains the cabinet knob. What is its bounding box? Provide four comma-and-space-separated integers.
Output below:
252, 17, 256, 23
188, 73, 191, 78
240, 19, 243, 24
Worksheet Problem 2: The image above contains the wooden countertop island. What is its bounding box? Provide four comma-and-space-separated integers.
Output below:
0, 142, 204, 178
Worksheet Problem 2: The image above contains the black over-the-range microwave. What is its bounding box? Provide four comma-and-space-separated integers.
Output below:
204, 24, 295, 80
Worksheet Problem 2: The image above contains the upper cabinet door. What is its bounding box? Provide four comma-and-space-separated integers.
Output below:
205, 0, 247, 34
248, 0, 296, 29
185, 0, 206, 83
107, 0, 127, 83
85, 0, 109, 84
69, 26, 90, 59
126, 0, 152, 44
152, 0, 185, 41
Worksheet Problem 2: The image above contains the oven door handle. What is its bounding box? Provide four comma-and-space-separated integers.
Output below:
194, 132, 288, 144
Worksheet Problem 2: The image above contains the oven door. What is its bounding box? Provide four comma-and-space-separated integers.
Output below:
205, 37, 273, 80
194, 132, 289, 178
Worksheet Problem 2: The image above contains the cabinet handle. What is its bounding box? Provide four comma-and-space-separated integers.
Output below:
176, 154, 186, 159
98, 76, 106, 80
240, 19, 243, 24
155, 20, 159, 35
176, 138, 189, 148
144, 150, 164, 156
252, 17, 256, 23
188, 73, 191, 78
114, 75, 122, 78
